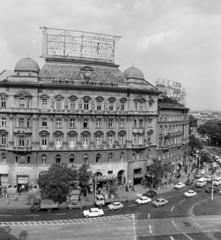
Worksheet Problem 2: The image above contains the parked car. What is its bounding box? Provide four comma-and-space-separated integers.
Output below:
185, 179, 194, 186
108, 202, 124, 210
67, 202, 85, 210
135, 196, 151, 205
183, 190, 197, 198
144, 190, 157, 198
152, 198, 168, 207
205, 175, 213, 183
205, 187, 218, 194
196, 178, 207, 188
174, 182, 185, 189
213, 177, 221, 186
83, 208, 104, 218
195, 173, 202, 179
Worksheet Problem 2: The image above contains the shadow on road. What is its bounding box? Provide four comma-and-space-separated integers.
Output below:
0, 226, 28, 240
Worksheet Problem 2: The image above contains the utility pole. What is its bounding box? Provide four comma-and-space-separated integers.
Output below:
211, 176, 214, 201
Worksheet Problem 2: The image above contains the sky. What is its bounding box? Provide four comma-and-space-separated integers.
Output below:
0, 0, 221, 111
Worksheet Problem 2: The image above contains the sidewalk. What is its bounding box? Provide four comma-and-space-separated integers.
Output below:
0, 173, 190, 209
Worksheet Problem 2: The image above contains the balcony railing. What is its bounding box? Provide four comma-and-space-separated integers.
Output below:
13, 146, 32, 151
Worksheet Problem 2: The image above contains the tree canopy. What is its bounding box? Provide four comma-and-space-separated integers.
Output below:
197, 119, 221, 145
78, 164, 93, 197
189, 134, 203, 150
37, 163, 78, 199
189, 115, 198, 128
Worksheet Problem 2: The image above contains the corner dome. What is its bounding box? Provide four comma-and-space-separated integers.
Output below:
123, 66, 144, 80
15, 58, 40, 73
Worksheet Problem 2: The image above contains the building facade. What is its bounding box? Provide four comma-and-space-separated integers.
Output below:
156, 97, 189, 170
0, 56, 161, 191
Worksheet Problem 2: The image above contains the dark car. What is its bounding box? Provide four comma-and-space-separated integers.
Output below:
144, 190, 157, 198
67, 202, 85, 209
205, 187, 218, 194
185, 179, 194, 186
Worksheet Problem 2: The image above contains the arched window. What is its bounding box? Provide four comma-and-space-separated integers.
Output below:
120, 152, 124, 162
42, 155, 47, 164
108, 153, 113, 162
96, 154, 101, 163
83, 154, 88, 164
1, 153, 6, 163
70, 155, 74, 163
56, 155, 61, 163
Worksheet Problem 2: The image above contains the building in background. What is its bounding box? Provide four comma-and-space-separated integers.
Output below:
0, 27, 160, 192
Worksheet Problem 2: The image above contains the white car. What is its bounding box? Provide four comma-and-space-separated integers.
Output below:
108, 202, 124, 210
184, 190, 197, 198
174, 182, 185, 189
152, 198, 168, 207
83, 208, 104, 218
135, 196, 152, 205
205, 175, 212, 183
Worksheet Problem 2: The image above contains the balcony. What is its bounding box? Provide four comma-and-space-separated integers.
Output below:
13, 146, 32, 151
0, 144, 7, 149
132, 144, 145, 149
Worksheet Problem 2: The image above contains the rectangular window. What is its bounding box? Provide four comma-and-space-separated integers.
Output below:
27, 139, 30, 146
139, 135, 143, 144
108, 170, 113, 175
1, 118, 6, 126
164, 126, 167, 134
56, 99, 61, 109
97, 101, 102, 110
56, 138, 61, 147
19, 137, 25, 147
120, 120, 124, 128
70, 100, 75, 111
135, 102, 137, 111
148, 137, 151, 143
108, 135, 113, 145
42, 99, 47, 109
42, 119, 47, 127
27, 156, 30, 164
1, 134, 6, 145
108, 119, 113, 128
70, 119, 75, 128
27, 119, 30, 128
119, 135, 124, 144
159, 126, 162, 133
96, 119, 101, 128
69, 138, 75, 146
84, 100, 89, 110
139, 120, 143, 128
134, 120, 137, 128
19, 118, 24, 127
109, 102, 114, 111
121, 104, 125, 111
96, 135, 101, 146
42, 138, 47, 146
56, 119, 61, 128
1, 98, 6, 108
83, 119, 88, 128
140, 103, 143, 111
149, 119, 152, 127
83, 138, 88, 146
19, 98, 25, 108
133, 134, 137, 144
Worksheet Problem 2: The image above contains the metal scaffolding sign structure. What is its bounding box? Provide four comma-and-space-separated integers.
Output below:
155, 78, 187, 105
40, 27, 121, 63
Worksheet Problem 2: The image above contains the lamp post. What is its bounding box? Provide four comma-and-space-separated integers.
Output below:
211, 175, 215, 201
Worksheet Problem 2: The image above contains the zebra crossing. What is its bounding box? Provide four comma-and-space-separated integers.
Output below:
0, 214, 134, 227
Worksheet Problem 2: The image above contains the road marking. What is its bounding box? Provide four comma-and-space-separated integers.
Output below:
166, 195, 173, 198
128, 204, 137, 207
25, 215, 40, 217
132, 214, 137, 240
179, 199, 185, 203
183, 232, 193, 240
149, 224, 152, 234
171, 206, 175, 211
148, 214, 150, 219
171, 220, 179, 229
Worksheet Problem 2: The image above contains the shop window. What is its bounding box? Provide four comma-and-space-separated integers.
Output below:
42, 155, 47, 164
83, 119, 88, 128
1, 98, 6, 108
1, 153, 6, 163
42, 99, 47, 109
56, 155, 61, 163
70, 155, 74, 163
70, 119, 75, 128
96, 154, 101, 163
108, 153, 113, 162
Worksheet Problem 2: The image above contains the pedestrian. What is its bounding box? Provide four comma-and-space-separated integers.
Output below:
14, 193, 18, 201
125, 185, 128, 192
6, 195, 9, 205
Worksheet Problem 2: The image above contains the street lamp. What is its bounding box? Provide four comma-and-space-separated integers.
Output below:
211, 174, 215, 201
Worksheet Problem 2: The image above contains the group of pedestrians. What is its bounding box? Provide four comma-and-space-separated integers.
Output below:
125, 181, 136, 192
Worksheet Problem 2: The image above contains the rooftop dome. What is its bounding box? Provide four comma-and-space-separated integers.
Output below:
15, 58, 40, 72
123, 66, 144, 80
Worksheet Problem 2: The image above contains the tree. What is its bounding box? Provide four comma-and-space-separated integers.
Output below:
37, 164, 77, 200
145, 160, 172, 190
78, 164, 93, 199
189, 115, 198, 134
189, 134, 203, 150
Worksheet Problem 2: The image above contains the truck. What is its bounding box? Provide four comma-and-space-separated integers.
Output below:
31, 199, 59, 212
94, 192, 119, 207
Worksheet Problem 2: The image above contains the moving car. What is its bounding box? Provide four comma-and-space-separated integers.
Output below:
83, 208, 104, 218
185, 179, 194, 186
152, 198, 168, 207
144, 190, 157, 198
183, 190, 197, 198
108, 202, 124, 210
205, 187, 218, 194
67, 202, 85, 210
135, 196, 151, 205
174, 182, 185, 189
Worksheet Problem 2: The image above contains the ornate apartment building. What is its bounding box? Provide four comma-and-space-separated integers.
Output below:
156, 97, 189, 169
0, 56, 160, 191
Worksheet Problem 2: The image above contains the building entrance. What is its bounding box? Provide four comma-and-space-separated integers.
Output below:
17, 175, 29, 193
